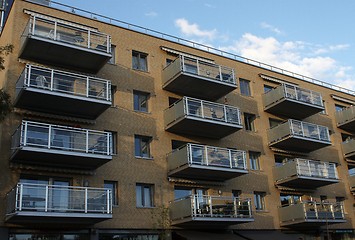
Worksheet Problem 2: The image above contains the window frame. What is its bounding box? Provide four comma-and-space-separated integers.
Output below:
244, 113, 256, 131
133, 90, 150, 113
240, 78, 251, 96
136, 183, 154, 208
249, 151, 261, 170
254, 191, 266, 211
104, 180, 118, 206
134, 135, 152, 159
132, 50, 148, 71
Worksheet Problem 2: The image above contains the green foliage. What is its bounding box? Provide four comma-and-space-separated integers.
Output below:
0, 44, 14, 70
151, 205, 171, 240
0, 44, 14, 121
0, 88, 11, 121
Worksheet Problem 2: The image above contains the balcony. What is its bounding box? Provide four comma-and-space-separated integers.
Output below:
342, 139, 355, 161
279, 201, 346, 227
349, 175, 355, 192
15, 65, 112, 119
170, 195, 253, 228
162, 56, 237, 101
164, 97, 242, 139
263, 84, 324, 119
336, 106, 355, 131
11, 121, 113, 170
168, 143, 247, 181
267, 119, 331, 152
6, 183, 112, 224
19, 15, 112, 73
274, 159, 339, 189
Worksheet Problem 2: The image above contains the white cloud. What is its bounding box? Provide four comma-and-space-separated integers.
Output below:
175, 18, 217, 40
219, 33, 355, 89
145, 11, 157, 17
204, 3, 215, 8
260, 22, 282, 35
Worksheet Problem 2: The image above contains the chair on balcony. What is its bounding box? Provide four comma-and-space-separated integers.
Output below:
35, 75, 49, 88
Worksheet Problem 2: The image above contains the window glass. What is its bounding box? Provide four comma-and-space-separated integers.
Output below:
249, 151, 261, 170
244, 113, 256, 131
133, 90, 149, 112
174, 187, 192, 199
104, 181, 118, 205
264, 84, 273, 93
132, 51, 148, 71
269, 118, 283, 128
335, 104, 346, 112
136, 184, 153, 207
240, 79, 251, 96
134, 135, 152, 158
254, 192, 266, 210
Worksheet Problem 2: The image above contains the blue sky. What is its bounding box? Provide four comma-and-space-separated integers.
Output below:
57, 0, 355, 90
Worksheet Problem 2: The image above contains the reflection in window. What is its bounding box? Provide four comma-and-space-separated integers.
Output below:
240, 79, 251, 96
134, 135, 152, 158
136, 183, 154, 207
133, 90, 149, 112
132, 51, 148, 71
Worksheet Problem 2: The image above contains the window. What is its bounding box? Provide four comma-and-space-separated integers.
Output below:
136, 183, 154, 207
274, 154, 289, 167
166, 58, 173, 66
320, 100, 326, 114
134, 135, 152, 158
169, 97, 180, 106
132, 51, 148, 71
232, 190, 241, 198
174, 187, 192, 200
335, 104, 346, 112
108, 45, 116, 64
264, 84, 273, 93
249, 151, 261, 170
133, 90, 149, 112
269, 118, 283, 128
254, 192, 266, 210
240, 79, 251, 96
104, 181, 118, 205
244, 113, 256, 131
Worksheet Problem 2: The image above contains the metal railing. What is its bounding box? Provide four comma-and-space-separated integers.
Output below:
170, 195, 252, 220
165, 97, 242, 127
17, 64, 112, 101
336, 105, 355, 126
275, 159, 338, 181
23, 0, 355, 97
11, 120, 113, 156
6, 183, 112, 215
163, 55, 236, 85
168, 143, 246, 170
263, 84, 323, 109
279, 201, 345, 222
342, 138, 355, 157
25, 14, 111, 53
268, 119, 330, 144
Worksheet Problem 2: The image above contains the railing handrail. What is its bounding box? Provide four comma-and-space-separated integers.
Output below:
184, 96, 240, 110
14, 182, 110, 191
18, 120, 110, 135
19, 64, 112, 101
23, 0, 355, 97
170, 142, 244, 155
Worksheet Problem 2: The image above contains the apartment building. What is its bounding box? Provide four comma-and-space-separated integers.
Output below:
0, 0, 355, 239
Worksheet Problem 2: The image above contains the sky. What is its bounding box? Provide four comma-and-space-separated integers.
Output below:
56, 0, 355, 90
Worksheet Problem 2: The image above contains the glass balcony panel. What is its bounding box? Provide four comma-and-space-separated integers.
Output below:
6, 183, 112, 223
11, 121, 113, 169
263, 84, 324, 118
165, 97, 242, 138
162, 56, 236, 100
336, 106, 355, 130
170, 195, 253, 226
15, 65, 111, 119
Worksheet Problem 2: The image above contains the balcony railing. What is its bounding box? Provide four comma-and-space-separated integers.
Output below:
170, 195, 253, 226
268, 119, 331, 152
18, 64, 112, 101
343, 139, 355, 160
20, 14, 112, 72
336, 105, 355, 130
162, 56, 237, 100
279, 201, 345, 226
12, 120, 112, 156
168, 143, 247, 181
6, 183, 112, 222
274, 159, 339, 188
27, 15, 111, 53
263, 84, 324, 118
165, 97, 242, 138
